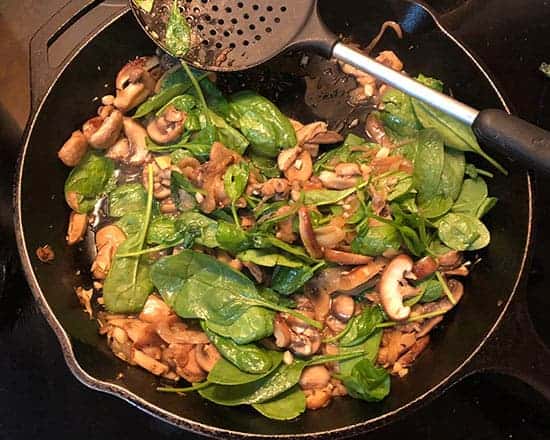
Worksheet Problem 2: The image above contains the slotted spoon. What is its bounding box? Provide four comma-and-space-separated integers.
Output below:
130, 0, 550, 173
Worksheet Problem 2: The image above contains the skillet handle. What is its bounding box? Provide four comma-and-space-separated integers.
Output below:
463, 288, 550, 400
29, 0, 128, 113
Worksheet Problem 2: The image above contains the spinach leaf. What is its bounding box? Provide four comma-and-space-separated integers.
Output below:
417, 278, 443, 303
151, 250, 321, 327
336, 306, 384, 347
337, 358, 390, 402
206, 306, 275, 344
109, 183, 146, 217
439, 148, 466, 201
314, 133, 370, 172
302, 183, 366, 207
146, 136, 210, 159
227, 91, 296, 157
452, 177, 497, 219
411, 97, 506, 174
437, 212, 490, 251
270, 264, 323, 295
103, 165, 155, 313
171, 170, 204, 195
199, 351, 366, 406
209, 110, 249, 154
249, 154, 281, 178
64, 152, 115, 213
208, 350, 283, 385
134, 80, 201, 119
224, 162, 250, 225
417, 195, 453, 219
413, 129, 445, 201
372, 171, 413, 202
116, 212, 145, 237
164, 0, 191, 57
339, 330, 382, 376
146, 216, 180, 245
204, 328, 273, 374
379, 89, 420, 137
238, 249, 304, 268
216, 221, 253, 253
252, 387, 306, 421
178, 211, 219, 247
156, 94, 197, 116
351, 223, 401, 257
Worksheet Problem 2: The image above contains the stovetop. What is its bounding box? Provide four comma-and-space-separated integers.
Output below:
1, 1, 550, 439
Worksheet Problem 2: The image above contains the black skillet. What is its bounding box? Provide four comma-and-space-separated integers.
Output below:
14, 0, 550, 438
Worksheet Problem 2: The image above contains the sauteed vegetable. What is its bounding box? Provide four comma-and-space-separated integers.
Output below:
57, 38, 501, 419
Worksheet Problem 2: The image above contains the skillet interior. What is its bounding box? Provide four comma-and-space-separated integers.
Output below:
17, 0, 532, 437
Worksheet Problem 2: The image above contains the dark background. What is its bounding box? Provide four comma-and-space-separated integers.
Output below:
1, 0, 550, 438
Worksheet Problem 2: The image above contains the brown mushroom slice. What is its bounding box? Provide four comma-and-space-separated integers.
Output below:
314, 225, 346, 249
195, 344, 221, 372
310, 291, 331, 322
338, 259, 386, 292
331, 295, 355, 322
309, 131, 344, 144
290, 327, 321, 357
114, 56, 159, 113
156, 321, 209, 345
74, 286, 94, 319
284, 150, 313, 182
304, 388, 331, 410
378, 255, 415, 321
178, 346, 208, 383
58, 130, 89, 166
146, 105, 186, 144
299, 365, 331, 390
416, 316, 444, 338
91, 225, 126, 280
277, 146, 301, 171
298, 207, 323, 259
132, 348, 169, 376
123, 117, 149, 165
274, 315, 292, 348
365, 112, 394, 149
437, 250, 463, 269
377, 329, 417, 366
105, 138, 133, 163
412, 256, 438, 280
324, 249, 373, 265
318, 171, 358, 190
391, 335, 430, 377
411, 279, 464, 318
82, 108, 123, 150
66, 211, 88, 245
139, 295, 174, 323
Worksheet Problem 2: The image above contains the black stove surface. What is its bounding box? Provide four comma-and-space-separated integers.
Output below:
1, 1, 550, 439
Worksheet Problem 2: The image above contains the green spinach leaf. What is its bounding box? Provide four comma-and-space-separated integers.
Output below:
64, 152, 115, 213
164, 0, 191, 57
437, 212, 490, 251
206, 306, 275, 344
207, 350, 283, 385
109, 183, 146, 217
336, 358, 390, 402
351, 223, 401, 257
238, 249, 304, 268
252, 387, 306, 420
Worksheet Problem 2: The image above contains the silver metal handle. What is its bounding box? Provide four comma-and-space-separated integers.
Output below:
332, 42, 480, 126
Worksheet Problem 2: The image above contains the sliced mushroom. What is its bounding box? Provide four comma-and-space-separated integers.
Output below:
334, 162, 361, 177
156, 321, 209, 345
365, 112, 394, 149
105, 137, 132, 163
437, 250, 463, 269
273, 315, 292, 348
299, 365, 331, 390
412, 256, 438, 280
178, 346, 208, 383
75, 286, 93, 319
391, 335, 430, 377
82, 107, 123, 149
91, 225, 126, 280
304, 388, 331, 410
139, 295, 174, 323
123, 117, 149, 165
314, 225, 346, 249
146, 105, 186, 144
309, 131, 344, 145
331, 295, 355, 322
277, 146, 302, 171
58, 130, 89, 166
284, 150, 313, 182
298, 207, 323, 259
195, 344, 221, 372
319, 171, 358, 189
379, 254, 414, 321
289, 328, 321, 357
114, 56, 159, 113
323, 249, 373, 266
66, 211, 88, 245
133, 348, 169, 376
338, 259, 386, 292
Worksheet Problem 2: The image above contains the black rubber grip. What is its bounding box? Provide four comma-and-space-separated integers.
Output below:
473, 109, 550, 173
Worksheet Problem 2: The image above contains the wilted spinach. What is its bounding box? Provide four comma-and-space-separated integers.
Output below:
224, 162, 250, 225
237, 249, 304, 268
351, 223, 401, 257
64, 152, 115, 214
335, 358, 390, 402
328, 305, 384, 347
206, 306, 275, 344
109, 183, 146, 217
164, 0, 191, 57
270, 263, 325, 295
437, 212, 490, 251
226, 91, 297, 157
252, 387, 306, 420
207, 350, 283, 385
204, 328, 273, 374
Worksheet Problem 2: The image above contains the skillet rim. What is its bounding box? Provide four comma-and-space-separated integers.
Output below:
13, 2, 534, 439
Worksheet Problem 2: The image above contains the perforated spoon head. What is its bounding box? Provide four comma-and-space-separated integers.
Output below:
130, 0, 335, 71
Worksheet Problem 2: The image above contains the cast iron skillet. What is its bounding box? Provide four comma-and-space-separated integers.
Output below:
14, 0, 550, 438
